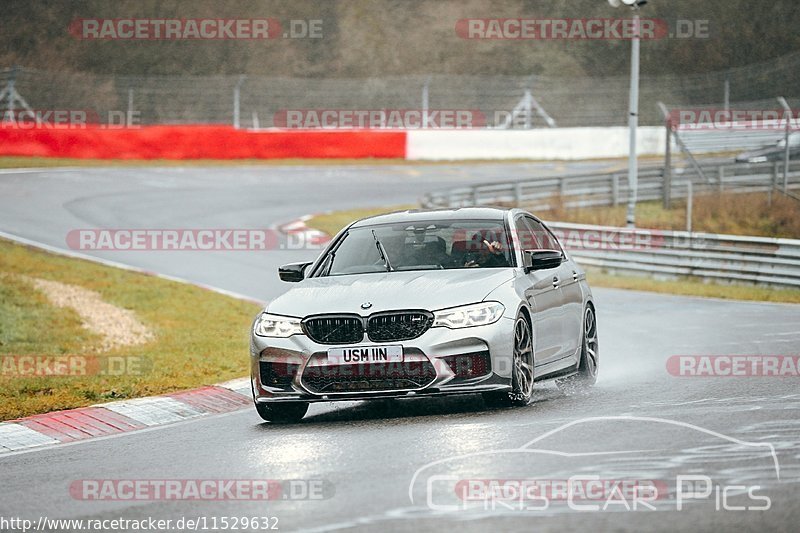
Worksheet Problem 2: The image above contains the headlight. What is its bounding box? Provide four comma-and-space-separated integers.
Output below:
432, 302, 505, 329
253, 312, 303, 337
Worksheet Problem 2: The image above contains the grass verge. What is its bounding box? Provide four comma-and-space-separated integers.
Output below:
540, 191, 799, 239
585, 268, 800, 304
307, 205, 416, 236
305, 206, 800, 305
0, 237, 261, 420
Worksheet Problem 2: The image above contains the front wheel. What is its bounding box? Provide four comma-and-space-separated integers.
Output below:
254, 401, 308, 423
556, 305, 598, 393
483, 314, 534, 408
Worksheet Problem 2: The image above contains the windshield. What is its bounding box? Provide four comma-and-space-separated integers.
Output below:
317, 220, 514, 276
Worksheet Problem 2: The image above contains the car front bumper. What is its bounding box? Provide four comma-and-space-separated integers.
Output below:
250, 317, 515, 403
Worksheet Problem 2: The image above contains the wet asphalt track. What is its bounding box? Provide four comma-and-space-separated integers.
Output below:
0, 162, 799, 532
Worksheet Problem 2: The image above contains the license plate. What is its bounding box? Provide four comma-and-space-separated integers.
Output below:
327, 345, 403, 364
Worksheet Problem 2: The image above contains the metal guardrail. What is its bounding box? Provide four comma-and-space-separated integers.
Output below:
546, 222, 800, 288
421, 160, 800, 211
677, 128, 788, 154
421, 161, 800, 288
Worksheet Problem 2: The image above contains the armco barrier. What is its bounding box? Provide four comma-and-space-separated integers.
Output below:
547, 222, 800, 288
422, 162, 800, 288
0, 125, 407, 159
422, 160, 800, 211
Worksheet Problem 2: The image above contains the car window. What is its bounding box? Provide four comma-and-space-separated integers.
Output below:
522, 216, 563, 253
514, 215, 542, 250
319, 219, 514, 276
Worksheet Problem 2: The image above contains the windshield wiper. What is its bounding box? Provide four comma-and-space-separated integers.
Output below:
372, 230, 394, 272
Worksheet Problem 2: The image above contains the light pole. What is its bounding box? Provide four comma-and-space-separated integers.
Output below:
609, 0, 646, 228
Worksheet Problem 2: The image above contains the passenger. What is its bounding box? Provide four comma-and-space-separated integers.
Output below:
463, 229, 508, 268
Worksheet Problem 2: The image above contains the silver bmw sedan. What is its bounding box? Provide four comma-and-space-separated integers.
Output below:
250, 207, 598, 422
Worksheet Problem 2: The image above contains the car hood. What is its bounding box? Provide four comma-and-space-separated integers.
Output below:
267, 268, 516, 317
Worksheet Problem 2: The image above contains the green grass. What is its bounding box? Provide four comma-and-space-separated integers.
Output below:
306, 206, 800, 305
0, 274, 99, 354
0, 238, 261, 421
307, 205, 416, 236
540, 192, 799, 239
585, 268, 800, 304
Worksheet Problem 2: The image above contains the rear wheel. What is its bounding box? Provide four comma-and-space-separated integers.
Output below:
557, 305, 598, 393
483, 314, 534, 408
254, 401, 308, 423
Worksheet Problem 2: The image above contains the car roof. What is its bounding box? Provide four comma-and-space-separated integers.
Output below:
349, 207, 512, 228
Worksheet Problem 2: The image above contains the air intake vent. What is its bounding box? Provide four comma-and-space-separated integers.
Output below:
367, 311, 433, 342
303, 315, 364, 345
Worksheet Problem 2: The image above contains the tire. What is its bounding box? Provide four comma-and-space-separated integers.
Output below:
254, 401, 308, 423
483, 313, 535, 408
557, 304, 599, 393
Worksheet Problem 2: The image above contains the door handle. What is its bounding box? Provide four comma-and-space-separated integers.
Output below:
552, 276, 560, 288
573, 270, 578, 282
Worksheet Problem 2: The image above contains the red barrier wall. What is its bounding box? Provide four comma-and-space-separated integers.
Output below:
0, 125, 407, 159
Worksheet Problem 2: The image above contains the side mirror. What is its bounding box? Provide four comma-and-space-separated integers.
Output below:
278, 262, 312, 282
523, 250, 563, 272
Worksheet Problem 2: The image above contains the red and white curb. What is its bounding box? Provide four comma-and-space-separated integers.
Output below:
0, 378, 252, 453
0, 230, 265, 453
0, 218, 327, 454
278, 214, 331, 246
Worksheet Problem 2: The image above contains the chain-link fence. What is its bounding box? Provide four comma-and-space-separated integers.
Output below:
657, 96, 800, 179
2, 51, 799, 128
